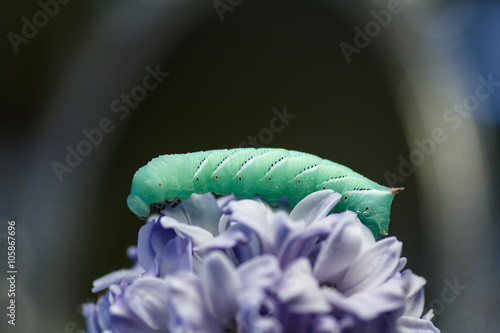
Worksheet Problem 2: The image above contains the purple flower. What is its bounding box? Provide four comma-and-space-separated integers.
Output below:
83, 191, 440, 332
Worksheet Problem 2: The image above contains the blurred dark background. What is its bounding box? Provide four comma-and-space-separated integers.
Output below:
1, 0, 499, 332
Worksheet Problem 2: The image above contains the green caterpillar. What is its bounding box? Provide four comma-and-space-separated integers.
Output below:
127, 148, 402, 239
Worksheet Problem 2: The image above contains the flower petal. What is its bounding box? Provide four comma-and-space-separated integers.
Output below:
137, 220, 156, 271
195, 223, 253, 254
137, 219, 177, 271
92, 264, 144, 293
142, 255, 161, 277
218, 213, 231, 235
162, 193, 221, 236
272, 212, 307, 267
422, 310, 435, 321
217, 193, 237, 210
297, 211, 356, 255
237, 289, 283, 333
323, 275, 406, 320
277, 258, 331, 313
238, 255, 282, 289
339, 237, 402, 296
312, 316, 341, 333
397, 316, 441, 333
166, 272, 221, 332
159, 216, 213, 247
82, 303, 101, 333
96, 293, 113, 331
159, 237, 193, 277
151, 218, 177, 254
401, 269, 427, 318
289, 190, 341, 224
223, 199, 276, 254
123, 277, 170, 330
313, 218, 362, 284
397, 257, 408, 272
201, 252, 240, 324
109, 294, 164, 333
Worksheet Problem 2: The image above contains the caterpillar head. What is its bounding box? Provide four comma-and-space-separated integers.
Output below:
127, 165, 166, 218
339, 187, 403, 240
127, 194, 150, 218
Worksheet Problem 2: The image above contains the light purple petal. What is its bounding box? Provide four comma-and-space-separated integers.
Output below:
238, 255, 282, 289
223, 199, 275, 254
313, 316, 341, 333
300, 212, 348, 239
228, 235, 262, 264
92, 264, 144, 293
422, 310, 435, 321
339, 237, 402, 296
123, 277, 169, 330
401, 269, 427, 318
162, 193, 221, 236
96, 291, 114, 331
236, 289, 282, 333
313, 218, 363, 284
355, 217, 377, 252
166, 272, 221, 332
397, 257, 408, 272
246, 319, 283, 333
195, 223, 254, 255
137, 220, 157, 270
142, 255, 160, 277
109, 295, 163, 333
271, 213, 306, 267
218, 213, 231, 235
201, 252, 240, 324
109, 279, 128, 299
275, 211, 353, 268
289, 190, 341, 224
127, 246, 138, 261
217, 193, 237, 210
296, 211, 356, 256
159, 216, 213, 247
159, 237, 193, 277
277, 258, 331, 313
397, 316, 441, 333
323, 275, 407, 320
100, 279, 129, 325
150, 220, 177, 254
83, 303, 101, 333
137, 219, 176, 271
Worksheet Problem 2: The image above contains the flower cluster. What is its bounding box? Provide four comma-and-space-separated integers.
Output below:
83, 190, 440, 333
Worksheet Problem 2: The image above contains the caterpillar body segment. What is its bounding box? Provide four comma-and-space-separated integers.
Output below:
127, 148, 401, 239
